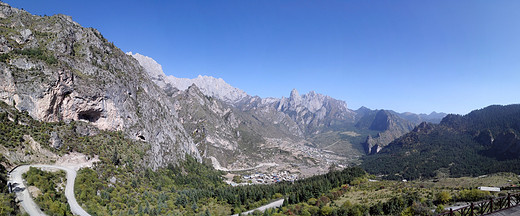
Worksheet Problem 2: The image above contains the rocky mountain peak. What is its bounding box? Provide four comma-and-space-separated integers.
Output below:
127, 52, 165, 85
289, 89, 302, 107
302, 91, 331, 113
186, 83, 204, 97
369, 110, 392, 131
412, 122, 435, 133
129, 52, 247, 104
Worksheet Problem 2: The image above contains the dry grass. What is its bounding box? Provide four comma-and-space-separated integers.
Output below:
333, 173, 520, 207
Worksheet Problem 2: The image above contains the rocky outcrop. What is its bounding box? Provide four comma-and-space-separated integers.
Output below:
487, 130, 520, 160
261, 89, 356, 135
362, 110, 416, 154
370, 110, 415, 132
173, 84, 240, 152
0, 3, 200, 169
49, 131, 62, 149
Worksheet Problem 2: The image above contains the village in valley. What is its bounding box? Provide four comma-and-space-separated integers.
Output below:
226, 171, 299, 186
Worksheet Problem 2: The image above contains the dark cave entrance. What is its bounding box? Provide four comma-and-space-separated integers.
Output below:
77, 110, 101, 122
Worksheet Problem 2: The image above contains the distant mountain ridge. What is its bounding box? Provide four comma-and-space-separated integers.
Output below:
130, 52, 447, 171
129, 52, 248, 104
362, 104, 520, 180
130, 52, 445, 124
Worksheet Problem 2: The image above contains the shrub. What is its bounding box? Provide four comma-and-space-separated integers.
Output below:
457, 189, 490, 202
435, 191, 452, 204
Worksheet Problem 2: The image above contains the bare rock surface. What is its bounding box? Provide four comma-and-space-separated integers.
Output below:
0, 3, 200, 169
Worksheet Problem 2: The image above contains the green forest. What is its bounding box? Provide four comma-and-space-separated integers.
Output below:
362, 105, 520, 180
73, 154, 367, 215
23, 167, 72, 215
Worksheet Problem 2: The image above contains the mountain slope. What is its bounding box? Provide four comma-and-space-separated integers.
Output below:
0, 3, 199, 169
362, 104, 520, 180
356, 110, 416, 154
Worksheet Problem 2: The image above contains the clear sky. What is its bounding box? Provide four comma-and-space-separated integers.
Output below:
5, 0, 520, 114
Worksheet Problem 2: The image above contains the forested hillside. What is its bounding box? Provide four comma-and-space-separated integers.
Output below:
362, 104, 520, 180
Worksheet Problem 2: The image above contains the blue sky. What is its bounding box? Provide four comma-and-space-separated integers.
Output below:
6, 0, 520, 114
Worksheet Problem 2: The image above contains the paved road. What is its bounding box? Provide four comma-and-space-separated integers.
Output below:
231, 199, 284, 216
9, 165, 90, 216
489, 205, 520, 216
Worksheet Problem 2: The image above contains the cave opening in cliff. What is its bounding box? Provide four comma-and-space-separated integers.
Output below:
78, 110, 101, 122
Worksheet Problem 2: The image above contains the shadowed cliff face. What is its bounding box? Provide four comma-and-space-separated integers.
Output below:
358, 110, 416, 154
0, 2, 200, 169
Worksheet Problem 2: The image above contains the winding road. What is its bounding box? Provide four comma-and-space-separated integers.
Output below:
9, 164, 90, 216
10, 162, 281, 216
231, 199, 284, 216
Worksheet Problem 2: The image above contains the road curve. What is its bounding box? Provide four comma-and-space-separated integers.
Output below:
231, 199, 284, 216
9, 164, 90, 216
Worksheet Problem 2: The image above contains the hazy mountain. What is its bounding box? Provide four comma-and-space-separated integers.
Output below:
362, 104, 520, 180
397, 111, 447, 124
129, 52, 248, 104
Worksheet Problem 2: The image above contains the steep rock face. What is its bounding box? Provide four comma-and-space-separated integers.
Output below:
361, 110, 416, 154
369, 110, 414, 132
173, 84, 240, 152
266, 89, 356, 135
129, 52, 247, 104
0, 3, 200, 169
235, 95, 304, 138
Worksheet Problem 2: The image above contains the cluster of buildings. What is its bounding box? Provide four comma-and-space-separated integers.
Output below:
227, 171, 299, 186
242, 171, 298, 184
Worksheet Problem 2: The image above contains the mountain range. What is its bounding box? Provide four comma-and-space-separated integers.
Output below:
0, 1, 454, 177
2, 2, 520, 216
128, 51, 446, 174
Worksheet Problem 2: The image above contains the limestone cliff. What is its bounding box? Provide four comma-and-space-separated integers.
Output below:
0, 2, 200, 169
